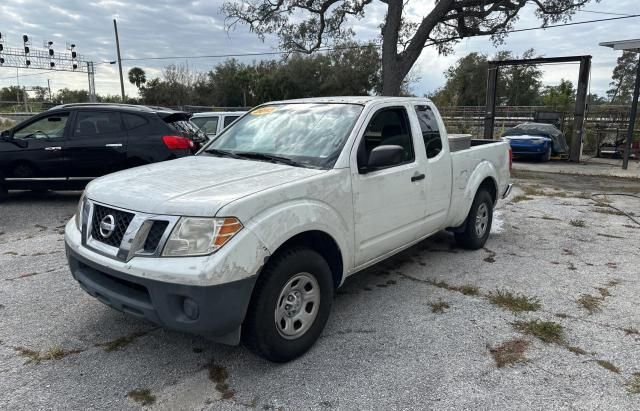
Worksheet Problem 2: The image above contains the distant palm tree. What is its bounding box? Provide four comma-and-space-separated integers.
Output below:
128, 67, 147, 89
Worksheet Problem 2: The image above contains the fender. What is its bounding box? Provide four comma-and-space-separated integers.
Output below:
241, 199, 353, 281
449, 160, 498, 227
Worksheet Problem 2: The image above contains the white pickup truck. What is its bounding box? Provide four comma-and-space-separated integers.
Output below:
65, 97, 512, 362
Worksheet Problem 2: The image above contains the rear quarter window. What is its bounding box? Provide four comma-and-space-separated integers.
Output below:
123, 113, 154, 134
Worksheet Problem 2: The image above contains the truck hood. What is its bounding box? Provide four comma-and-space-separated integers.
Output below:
85, 156, 326, 216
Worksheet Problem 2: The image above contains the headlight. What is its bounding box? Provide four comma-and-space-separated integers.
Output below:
162, 217, 242, 257
74, 192, 86, 230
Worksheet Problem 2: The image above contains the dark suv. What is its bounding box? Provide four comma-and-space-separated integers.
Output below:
0, 103, 206, 200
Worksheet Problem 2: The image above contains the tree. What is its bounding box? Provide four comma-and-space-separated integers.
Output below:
54, 88, 89, 104
541, 79, 575, 111
428, 49, 542, 106
223, 0, 596, 96
606, 51, 638, 104
128, 67, 147, 89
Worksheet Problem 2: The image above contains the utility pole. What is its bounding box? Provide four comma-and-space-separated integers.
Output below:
622, 54, 640, 170
113, 19, 126, 102
47, 79, 52, 101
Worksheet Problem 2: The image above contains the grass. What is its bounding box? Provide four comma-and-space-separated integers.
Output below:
626, 373, 640, 395
577, 294, 603, 314
566, 346, 587, 355
96, 331, 147, 352
624, 327, 639, 336
596, 360, 620, 374
14, 345, 82, 364
429, 300, 450, 313
569, 219, 586, 228
424, 279, 480, 296
487, 289, 541, 313
513, 320, 564, 343
591, 207, 626, 216
489, 339, 529, 368
452, 284, 480, 296
128, 388, 156, 406
511, 195, 533, 203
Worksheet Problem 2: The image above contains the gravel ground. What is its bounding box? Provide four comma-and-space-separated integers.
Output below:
0, 172, 639, 410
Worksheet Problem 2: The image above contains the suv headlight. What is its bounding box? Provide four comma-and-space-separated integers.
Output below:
74, 192, 86, 230
162, 217, 242, 257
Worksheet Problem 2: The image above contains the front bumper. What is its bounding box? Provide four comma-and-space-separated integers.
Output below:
66, 246, 256, 339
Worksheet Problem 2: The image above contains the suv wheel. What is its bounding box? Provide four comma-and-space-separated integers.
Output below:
242, 246, 333, 362
0, 182, 7, 202
455, 189, 493, 250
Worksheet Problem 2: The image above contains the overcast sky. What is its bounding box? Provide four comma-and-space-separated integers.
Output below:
0, 0, 637, 101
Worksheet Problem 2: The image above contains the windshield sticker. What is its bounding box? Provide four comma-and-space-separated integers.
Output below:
251, 107, 278, 116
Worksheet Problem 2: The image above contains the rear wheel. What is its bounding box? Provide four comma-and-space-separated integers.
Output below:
540, 147, 551, 162
242, 246, 333, 362
455, 189, 493, 250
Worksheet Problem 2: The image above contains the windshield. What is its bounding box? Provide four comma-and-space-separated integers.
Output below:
202, 103, 363, 168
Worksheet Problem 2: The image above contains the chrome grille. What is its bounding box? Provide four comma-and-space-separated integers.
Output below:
91, 205, 135, 248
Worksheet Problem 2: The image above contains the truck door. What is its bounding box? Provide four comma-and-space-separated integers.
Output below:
351, 105, 428, 267
412, 104, 453, 233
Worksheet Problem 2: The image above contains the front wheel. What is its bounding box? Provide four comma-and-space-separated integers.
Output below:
241, 246, 333, 362
455, 189, 493, 250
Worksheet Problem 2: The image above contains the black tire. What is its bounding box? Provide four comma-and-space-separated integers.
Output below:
242, 246, 333, 362
539, 147, 551, 162
0, 182, 7, 202
455, 189, 493, 250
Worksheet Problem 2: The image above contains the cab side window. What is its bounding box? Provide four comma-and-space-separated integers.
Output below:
13, 113, 69, 140
223, 116, 239, 128
357, 107, 414, 170
415, 105, 442, 159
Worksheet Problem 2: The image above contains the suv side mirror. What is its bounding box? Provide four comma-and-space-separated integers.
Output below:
0, 129, 11, 139
365, 145, 404, 171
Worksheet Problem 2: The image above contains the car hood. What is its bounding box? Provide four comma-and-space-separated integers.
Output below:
85, 156, 326, 216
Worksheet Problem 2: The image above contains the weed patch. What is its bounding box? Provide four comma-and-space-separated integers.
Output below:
566, 346, 587, 355
96, 330, 148, 352
577, 294, 603, 314
489, 339, 529, 368
624, 327, 639, 336
511, 195, 533, 203
513, 320, 564, 343
488, 289, 541, 313
429, 300, 450, 313
128, 389, 156, 406
569, 219, 586, 228
626, 373, 640, 395
596, 360, 620, 373
591, 207, 625, 216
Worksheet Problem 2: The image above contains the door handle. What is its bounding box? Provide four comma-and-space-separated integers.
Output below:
105, 143, 123, 147
411, 173, 425, 182
44, 146, 62, 151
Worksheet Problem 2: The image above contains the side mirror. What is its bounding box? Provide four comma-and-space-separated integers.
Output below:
365, 145, 404, 171
0, 129, 11, 139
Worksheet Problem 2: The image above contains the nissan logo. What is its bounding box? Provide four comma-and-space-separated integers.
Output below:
99, 215, 116, 238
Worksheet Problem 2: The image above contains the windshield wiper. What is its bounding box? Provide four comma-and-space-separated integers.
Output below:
233, 151, 305, 168
202, 148, 244, 159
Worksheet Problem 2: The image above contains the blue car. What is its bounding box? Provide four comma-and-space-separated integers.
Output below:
501, 123, 569, 162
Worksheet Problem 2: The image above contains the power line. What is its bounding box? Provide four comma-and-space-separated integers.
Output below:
578, 9, 634, 17
425, 14, 640, 47
110, 14, 640, 62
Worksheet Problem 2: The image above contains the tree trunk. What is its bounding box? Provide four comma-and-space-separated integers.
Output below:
381, 59, 407, 96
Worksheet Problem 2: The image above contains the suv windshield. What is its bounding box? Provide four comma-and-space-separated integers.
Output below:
202, 103, 363, 168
